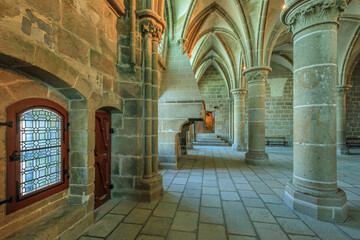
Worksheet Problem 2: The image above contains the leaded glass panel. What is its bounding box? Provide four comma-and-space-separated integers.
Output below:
19, 108, 62, 196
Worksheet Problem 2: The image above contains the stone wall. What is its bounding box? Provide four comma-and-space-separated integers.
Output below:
0, 0, 131, 238
158, 42, 204, 169
347, 60, 360, 137
198, 66, 230, 141
0, 68, 71, 237
265, 63, 294, 145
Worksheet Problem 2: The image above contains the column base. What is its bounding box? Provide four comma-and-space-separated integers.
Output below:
131, 174, 163, 201
232, 144, 247, 152
337, 145, 349, 155
284, 181, 348, 223
245, 151, 269, 165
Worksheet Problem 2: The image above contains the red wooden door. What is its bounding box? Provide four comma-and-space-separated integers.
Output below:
94, 111, 112, 209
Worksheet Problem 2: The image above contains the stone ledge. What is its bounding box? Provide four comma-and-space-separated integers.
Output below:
4, 204, 90, 240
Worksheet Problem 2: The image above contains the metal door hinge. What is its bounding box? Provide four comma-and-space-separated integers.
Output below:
0, 196, 13, 205
110, 128, 115, 134
0, 121, 13, 127
9, 151, 20, 162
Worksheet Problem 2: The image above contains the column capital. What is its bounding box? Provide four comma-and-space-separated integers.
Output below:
281, 0, 347, 35
243, 66, 272, 84
140, 17, 165, 42
337, 85, 352, 96
231, 88, 248, 98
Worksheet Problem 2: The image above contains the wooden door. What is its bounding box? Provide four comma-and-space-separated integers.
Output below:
94, 111, 112, 209
205, 112, 214, 132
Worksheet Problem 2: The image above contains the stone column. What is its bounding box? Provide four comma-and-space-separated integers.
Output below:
243, 67, 271, 164
142, 21, 153, 179
281, 0, 348, 222
152, 28, 161, 174
231, 89, 248, 151
228, 97, 234, 144
337, 85, 351, 155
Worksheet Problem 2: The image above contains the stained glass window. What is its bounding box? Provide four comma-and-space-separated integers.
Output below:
19, 108, 62, 196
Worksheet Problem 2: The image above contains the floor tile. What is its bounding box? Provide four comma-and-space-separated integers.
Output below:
141, 217, 172, 236
167, 231, 196, 240
221, 191, 240, 201
153, 203, 178, 218
171, 211, 198, 232
201, 195, 221, 207
107, 223, 142, 240
124, 208, 152, 224
178, 197, 200, 212
200, 207, 224, 224
86, 214, 124, 237
247, 207, 277, 223
277, 217, 315, 235
253, 222, 288, 240
198, 223, 227, 240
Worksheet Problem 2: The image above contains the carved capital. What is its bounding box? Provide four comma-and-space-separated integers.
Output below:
337, 85, 351, 97
243, 66, 272, 84
281, 0, 347, 35
231, 88, 248, 99
138, 10, 166, 41
141, 19, 156, 37
178, 38, 189, 53
152, 26, 163, 43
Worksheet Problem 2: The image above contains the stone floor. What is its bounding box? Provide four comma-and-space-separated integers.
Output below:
79, 146, 360, 240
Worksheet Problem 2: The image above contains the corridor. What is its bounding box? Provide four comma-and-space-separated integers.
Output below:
79, 146, 360, 240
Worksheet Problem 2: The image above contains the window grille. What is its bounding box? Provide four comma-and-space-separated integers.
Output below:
19, 108, 62, 196
6, 98, 69, 214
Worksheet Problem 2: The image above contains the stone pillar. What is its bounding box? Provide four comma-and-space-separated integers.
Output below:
243, 67, 271, 164
231, 89, 248, 151
281, 0, 348, 222
337, 85, 351, 155
135, 15, 165, 201
228, 97, 234, 144
142, 21, 153, 179
152, 29, 161, 174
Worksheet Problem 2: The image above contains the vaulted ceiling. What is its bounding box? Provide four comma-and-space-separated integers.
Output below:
166, 0, 360, 91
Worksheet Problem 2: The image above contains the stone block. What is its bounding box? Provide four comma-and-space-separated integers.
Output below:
34, 46, 79, 88
112, 176, 134, 190
120, 157, 141, 176
7, 80, 48, 100
70, 167, 88, 184
61, 1, 96, 45
90, 49, 116, 76
56, 28, 89, 65
113, 136, 142, 156
70, 131, 88, 152
0, 1, 20, 19
21, 17, 32, 36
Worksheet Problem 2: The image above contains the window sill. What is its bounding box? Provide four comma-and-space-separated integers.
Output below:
3, 204, 92, 240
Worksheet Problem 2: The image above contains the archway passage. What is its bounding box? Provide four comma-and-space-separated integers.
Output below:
205, 111, 214, 132
94, 111, 112, 209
